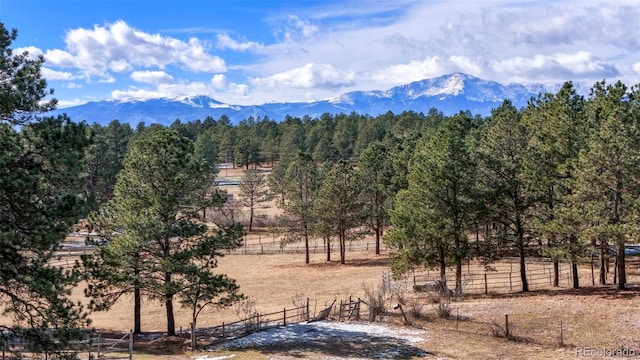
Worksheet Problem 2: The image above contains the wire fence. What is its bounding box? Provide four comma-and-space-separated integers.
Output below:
231, 239, 385, 255
383, 258, 574, 295
0, 330, 133, 360
443, 311, 573, 347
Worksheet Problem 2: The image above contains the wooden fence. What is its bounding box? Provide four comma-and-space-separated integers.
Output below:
185, 299, 310, 350
338, 297, 362, 321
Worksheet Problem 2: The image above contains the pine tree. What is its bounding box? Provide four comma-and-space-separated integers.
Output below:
0, 22, 92, 354
238, 169, 271, 231
84, 129, 243, 336
357, 141, 394, 255
477, 101, 535, 292
521, 82, 589, 288
385, 114, 479, 292
574, 81, 640, 289
276, 153, 320, 264
315, 161, 364, 264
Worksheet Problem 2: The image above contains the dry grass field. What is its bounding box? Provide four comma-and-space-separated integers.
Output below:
4, 165, 640, 359
80, 250, 640, 360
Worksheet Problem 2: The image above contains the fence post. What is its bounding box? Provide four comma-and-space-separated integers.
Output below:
128, 330, 133, 360
97, 333, 101, 358
559, 319, 564, 346
306, 298, 310, 322
222, 322, 225, 338
505, 315, 509, 338
509, 273, 512, 292
484, 274, 488, 295
339, 301, 343, 321
283, 308, 287, 326
191, 322, 196, 350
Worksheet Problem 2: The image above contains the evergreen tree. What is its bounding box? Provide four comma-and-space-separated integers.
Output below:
238, 169, 271, 231
477, 101, 535, 292
522, 82, 589, 288
84, 129, 243, 336
385, 114, 479, 293
0, 22, 92, 355
277, 153, 320, 264
357, 141, 394, 255
85, 120, 133, 204
315, 161, 364, 264
575, 81, 640, 289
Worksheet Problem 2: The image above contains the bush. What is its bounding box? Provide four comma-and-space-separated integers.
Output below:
433, 296, 452, 319
362, 282, 386, 321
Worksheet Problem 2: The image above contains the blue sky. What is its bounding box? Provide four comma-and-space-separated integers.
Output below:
3, 0, 640, 108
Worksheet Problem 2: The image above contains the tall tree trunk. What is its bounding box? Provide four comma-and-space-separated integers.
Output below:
553, 260, 559, 287
166, 295, 175, 336
165, 272, 175, 336
572, 262, 579, 289
340, 230, 346, 265
248, 205, 254, 231
133, 256, 142, 334
516, 213, 529, 292
134, 286, 142, 334
375, 225, 381, 255
455, 235, 462, 294
326, 236, 331, 262
599, 242, 607, 285
519, 250, 528, 292
617, 242, 626, 290
519, 241, 529, 292
304, 230, 309, 264
439, 245, 447, 288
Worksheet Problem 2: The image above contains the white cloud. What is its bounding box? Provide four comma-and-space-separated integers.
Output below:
108, 59, 133, 73
41, 67, 76, 81
15, 46, 44, 59
492, 51, 618, 81
62, 82, 82, 89
251, 63, 354, 89
273, 15, 319, 42
109, 78, 250, 102
371, 57, 447, 85
110, 81, 210, 101
43, 20, 226, 80
131, 70, 174, 85
211, 74, 227, 89
217, 33, 264, 52
57, 98, 89, 108
633, 62, 640, 75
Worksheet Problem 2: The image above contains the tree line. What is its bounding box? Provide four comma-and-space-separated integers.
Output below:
3, 19, 640, 358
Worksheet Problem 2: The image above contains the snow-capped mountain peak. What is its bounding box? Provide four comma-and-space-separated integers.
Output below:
50, 73, 567, 126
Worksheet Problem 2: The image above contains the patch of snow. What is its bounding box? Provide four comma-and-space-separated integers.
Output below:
312, 321, 425, 343
424, 74, 465, 97
194, 355, 235, 360
207, 320, 428, 359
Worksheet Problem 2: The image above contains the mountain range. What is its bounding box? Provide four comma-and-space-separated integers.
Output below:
49, 73, 574, 126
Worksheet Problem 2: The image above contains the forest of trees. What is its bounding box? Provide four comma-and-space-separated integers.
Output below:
83, 79, 640, 295
3, 19, 640, 358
